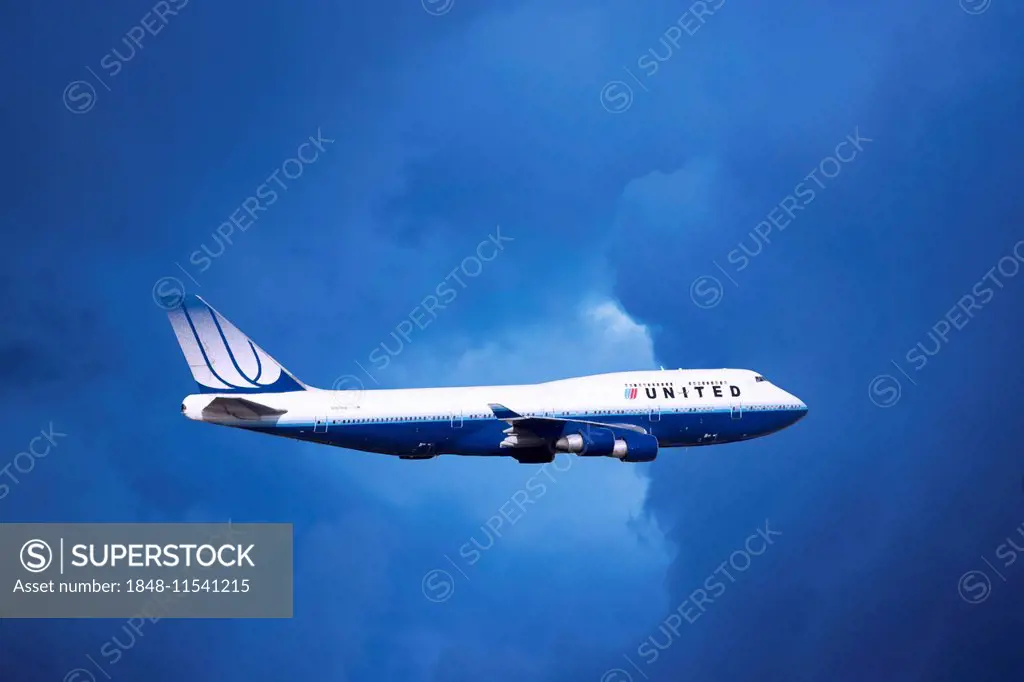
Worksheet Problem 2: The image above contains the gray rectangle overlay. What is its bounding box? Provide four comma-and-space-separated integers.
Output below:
0, 523, 292, 618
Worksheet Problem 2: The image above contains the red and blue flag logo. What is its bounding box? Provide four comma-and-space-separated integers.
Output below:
624, 387, 638, 400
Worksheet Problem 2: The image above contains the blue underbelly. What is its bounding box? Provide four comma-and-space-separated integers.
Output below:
242, 408, 803, 456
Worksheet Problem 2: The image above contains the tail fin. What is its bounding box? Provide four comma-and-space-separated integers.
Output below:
166, 295, 308, 394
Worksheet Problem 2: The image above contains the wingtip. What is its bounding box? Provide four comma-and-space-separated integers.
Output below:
489, 403, 522, 420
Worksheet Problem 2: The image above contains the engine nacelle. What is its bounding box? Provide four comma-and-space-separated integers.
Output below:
554, 428, 616, 456
611, 433, 659, 462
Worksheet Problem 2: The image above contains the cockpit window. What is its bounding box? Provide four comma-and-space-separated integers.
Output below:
755, 375, 766, 382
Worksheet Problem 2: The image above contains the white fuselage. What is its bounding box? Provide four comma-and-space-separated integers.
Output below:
181, 368, 807, 461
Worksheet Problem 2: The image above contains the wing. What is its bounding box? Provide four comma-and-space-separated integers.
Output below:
488, 402, 647, 448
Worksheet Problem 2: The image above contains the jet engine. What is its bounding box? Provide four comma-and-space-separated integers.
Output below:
554, 428, 616, 456
609, 432, 659, 463
554, 428, 659, 461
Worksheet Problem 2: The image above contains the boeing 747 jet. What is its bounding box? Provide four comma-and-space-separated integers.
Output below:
167, 296, 807, 464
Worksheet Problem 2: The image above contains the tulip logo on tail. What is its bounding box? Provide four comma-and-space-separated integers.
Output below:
166, 296, 305, 394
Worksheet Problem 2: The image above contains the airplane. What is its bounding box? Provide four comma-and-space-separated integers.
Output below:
167, 295, 808, 464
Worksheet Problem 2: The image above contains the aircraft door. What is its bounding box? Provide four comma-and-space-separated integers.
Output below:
649, 407, 661, 422
731, 402, 743, 420
313, 416, 328, 433
451, 410, 463, 429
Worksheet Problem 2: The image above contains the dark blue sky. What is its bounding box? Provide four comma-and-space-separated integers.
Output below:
3, 0, 1023, 680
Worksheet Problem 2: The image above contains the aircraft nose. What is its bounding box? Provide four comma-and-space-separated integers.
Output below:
779, 388, 808, 424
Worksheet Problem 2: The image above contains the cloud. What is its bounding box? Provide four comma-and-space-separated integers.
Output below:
615, 160, 723, 236
327, 296, 668, 567
444, 297, 658, 384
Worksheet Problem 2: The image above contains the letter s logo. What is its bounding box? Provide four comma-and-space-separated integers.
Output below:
20, 539, 53, 573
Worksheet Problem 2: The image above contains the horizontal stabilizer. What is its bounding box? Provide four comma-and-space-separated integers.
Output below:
202, 397, 288, 421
